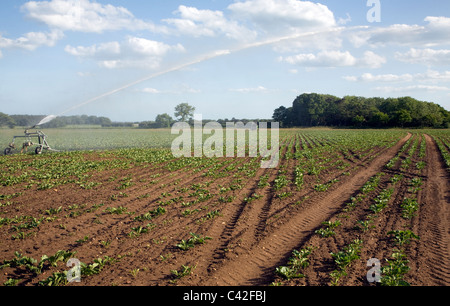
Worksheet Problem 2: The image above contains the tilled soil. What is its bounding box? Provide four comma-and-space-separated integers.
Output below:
0, 133, 448, 286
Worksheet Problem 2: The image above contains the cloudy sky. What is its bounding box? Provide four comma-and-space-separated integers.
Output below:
1, 0, 450, 122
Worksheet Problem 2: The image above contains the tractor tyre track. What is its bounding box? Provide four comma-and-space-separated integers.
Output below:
196, 133, 412, 286
411, 134, 450, 285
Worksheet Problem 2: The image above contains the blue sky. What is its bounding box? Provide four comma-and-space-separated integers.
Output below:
1, 0, 450, 122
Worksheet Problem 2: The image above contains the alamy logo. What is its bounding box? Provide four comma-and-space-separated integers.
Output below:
367, 258, 381, 283
66, 258, 81, 283
171, 114, 280, 169
367, 0, 381, 23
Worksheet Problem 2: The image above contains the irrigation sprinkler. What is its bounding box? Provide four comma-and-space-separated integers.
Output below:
3, 126, 58, 156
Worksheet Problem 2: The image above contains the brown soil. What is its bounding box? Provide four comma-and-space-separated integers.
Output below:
0, 132, 448, 286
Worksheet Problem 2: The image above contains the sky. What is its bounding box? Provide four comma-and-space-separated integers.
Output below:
1, 0, 450, 122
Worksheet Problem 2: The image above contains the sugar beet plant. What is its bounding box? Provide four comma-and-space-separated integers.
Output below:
275, 247, 314, 280
0, 250, 76, 285
387, 230, 420, 246
369, 188, 394, 214
330, 239, 363, 285
176, 233, 212, 251
400, 197, 419, 219
380, 249, 411, 286
315, 220, 341, 238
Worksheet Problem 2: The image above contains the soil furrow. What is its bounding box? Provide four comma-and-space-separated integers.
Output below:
411, 134, 450, 286
196, 133, 412, 286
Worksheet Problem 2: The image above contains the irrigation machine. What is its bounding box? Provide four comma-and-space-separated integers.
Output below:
3, 126, 58, 156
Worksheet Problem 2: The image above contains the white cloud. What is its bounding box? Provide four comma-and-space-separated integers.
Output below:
421, 70, 450, 81
21, 0, 166, 34
281, 50, 355, 67
375, 85, 450, 93
77, 71, 92, 77
229, 86, 270, 93
125, 37, 184, 56
272, 29, 343, 53
0, 29, 63, 51
65, 41, 121, 58
344, 73, 414, 82
65, 37, 185, 69
395, 48, 450, 66
1, 0, 169, 59
360, 51, 386, 69
179, 85, 201, 94
141, 84, 201, 95
344, 70, 450, 83
228, 0, 336, 34
337, 13, 352, 26
141, 88, 161, 94
163, 5, 256, 41
350, 16, 450, 48
280, 50, 385, 68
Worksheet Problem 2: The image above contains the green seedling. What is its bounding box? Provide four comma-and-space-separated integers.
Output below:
38, 271, 68, 286
3, 278, 21, 286
134, 206, 166, 221
288, 247, 314, 270
355, 219, 373, 232
369, 188, 394, 214
315, 220, 341, 238
330, 239, 363, 271
401, 198, 419, 219
104, 206, 128, 215
128, 223, 155, 238
387, 230, 420, 246
381, 249, 411, 286
275, 266, 304, 280
45, 206, 62, 216
176, 233, 212, 251
75, 235, 89, 244
171, 264, 196, 280
273, 175, 289, 191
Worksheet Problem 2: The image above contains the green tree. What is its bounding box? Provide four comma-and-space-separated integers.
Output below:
352, 115, 366, 127
370, 111, 390, 127
0, 112, 15, 128
272, 106, 290, 127
273, 92, 450, 128
395, 109, 413, 127
174, 103, 195, 122
155, 113, 174, 128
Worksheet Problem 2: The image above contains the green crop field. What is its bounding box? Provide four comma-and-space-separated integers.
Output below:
0, 128, 176, 152
0, 127, 449, 286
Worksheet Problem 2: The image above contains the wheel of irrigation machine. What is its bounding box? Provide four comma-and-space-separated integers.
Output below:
4, 147, 12, 156
35, 146, 43, 155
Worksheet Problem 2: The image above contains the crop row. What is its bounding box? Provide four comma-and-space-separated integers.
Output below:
272, 133, 426, 286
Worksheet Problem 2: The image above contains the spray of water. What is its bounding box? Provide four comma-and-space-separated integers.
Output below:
35, 114, 57, 127
39, 26, 358, 124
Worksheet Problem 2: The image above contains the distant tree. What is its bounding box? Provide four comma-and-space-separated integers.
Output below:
352, 115, 366, 127
174, 103, 195, 122
370, 111, 390, 127
98, 117, 112, 127
155, 113, 174, 128
138, 121, 158, 129
395, 109, 413, 127
0, 112, 15, 128
10, 115, 42, 127
272, 106, 290, 127
273, 93, 450, 129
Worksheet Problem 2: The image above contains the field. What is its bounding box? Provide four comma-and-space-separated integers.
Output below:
0, 127, 449, 286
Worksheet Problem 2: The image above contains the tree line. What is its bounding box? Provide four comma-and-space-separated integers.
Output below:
2, 97, 449, 129
0, 103, 199, 129
273, 93, 450, 128
0, 114, 113, 128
